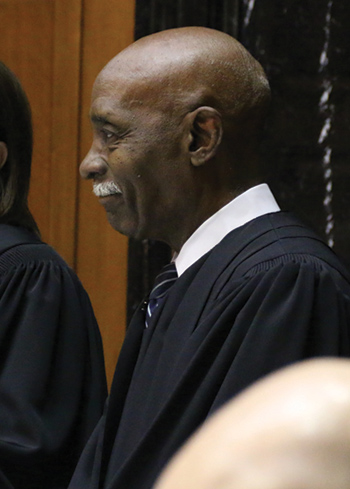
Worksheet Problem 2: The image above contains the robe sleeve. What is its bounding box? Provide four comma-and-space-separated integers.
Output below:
0, 256, 107, 489
209, 259, 350, 410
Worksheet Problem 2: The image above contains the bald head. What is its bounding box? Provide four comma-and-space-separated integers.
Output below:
155, 359, 350, 489
99, 27, 270, 129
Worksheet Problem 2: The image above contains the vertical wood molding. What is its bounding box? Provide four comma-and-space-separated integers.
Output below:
49, 0, 83, 266
77, 0, 136, 386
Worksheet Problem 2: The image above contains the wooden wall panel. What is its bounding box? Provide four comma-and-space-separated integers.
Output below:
77, 0, 135, 386
1, 0, 136, 387
0, 0, 82, 266
48, 1, 83, 266
0, 0, 54, 246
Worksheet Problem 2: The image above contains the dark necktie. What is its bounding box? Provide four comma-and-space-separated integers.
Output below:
145, 262, 178, 328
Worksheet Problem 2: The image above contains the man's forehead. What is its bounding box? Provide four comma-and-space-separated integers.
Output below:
89, 77, 175, 129
92, 72, 146, 108
92, 66, 182, 118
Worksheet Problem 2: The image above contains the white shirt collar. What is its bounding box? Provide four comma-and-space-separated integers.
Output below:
174, 184, 280, 276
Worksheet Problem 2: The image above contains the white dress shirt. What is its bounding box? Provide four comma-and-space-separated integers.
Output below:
174, 184, 280, 277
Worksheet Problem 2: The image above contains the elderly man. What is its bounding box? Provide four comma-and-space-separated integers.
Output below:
69, 27, 350, 489
155, 359, 350, 489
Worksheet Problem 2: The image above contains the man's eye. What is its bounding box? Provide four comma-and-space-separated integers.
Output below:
102, 129, 115, 140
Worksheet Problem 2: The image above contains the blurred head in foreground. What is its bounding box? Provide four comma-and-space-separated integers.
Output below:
155, 359, 350, 489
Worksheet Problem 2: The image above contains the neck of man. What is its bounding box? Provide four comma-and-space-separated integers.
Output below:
167, 189, 242, 253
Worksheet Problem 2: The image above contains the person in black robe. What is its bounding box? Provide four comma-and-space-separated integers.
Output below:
0, 62, 107, 488
68, 27, 350, 489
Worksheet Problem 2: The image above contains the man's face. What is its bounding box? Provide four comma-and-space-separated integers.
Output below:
80, 72, 193, 247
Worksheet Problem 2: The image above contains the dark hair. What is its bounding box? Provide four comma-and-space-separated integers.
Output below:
0, 61, 39, 234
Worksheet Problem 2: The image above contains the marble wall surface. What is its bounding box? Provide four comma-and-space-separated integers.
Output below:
127, 0, 350, 320
241, 0, 350, 258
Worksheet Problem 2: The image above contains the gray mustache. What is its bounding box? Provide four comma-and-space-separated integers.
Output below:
93, 181, 122, 197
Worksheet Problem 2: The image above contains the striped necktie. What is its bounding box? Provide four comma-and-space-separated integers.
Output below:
145, 262, 178, 328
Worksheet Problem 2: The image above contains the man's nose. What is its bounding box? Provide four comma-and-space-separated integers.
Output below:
80, 148, 108, 180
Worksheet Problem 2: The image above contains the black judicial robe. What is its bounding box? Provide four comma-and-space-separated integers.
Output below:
0, 224, 107, 489
69, 212, 350, 489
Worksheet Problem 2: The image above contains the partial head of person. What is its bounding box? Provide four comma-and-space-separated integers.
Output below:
0, 61, 38, 234
81, 26, 270, 251
154, 358, 350, 489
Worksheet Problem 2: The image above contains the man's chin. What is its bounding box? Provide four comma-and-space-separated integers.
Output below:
105, 212, 166, 244
106, 212, 137, 239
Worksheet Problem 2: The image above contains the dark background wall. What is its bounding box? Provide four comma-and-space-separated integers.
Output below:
127, 0, 350, 320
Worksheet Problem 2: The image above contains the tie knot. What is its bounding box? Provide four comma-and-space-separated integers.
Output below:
149, 262, 178, 301
145, 262, 178, 328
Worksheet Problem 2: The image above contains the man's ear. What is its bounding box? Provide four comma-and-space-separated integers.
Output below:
0, 142, 8, 170
186, 107, 222, 167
